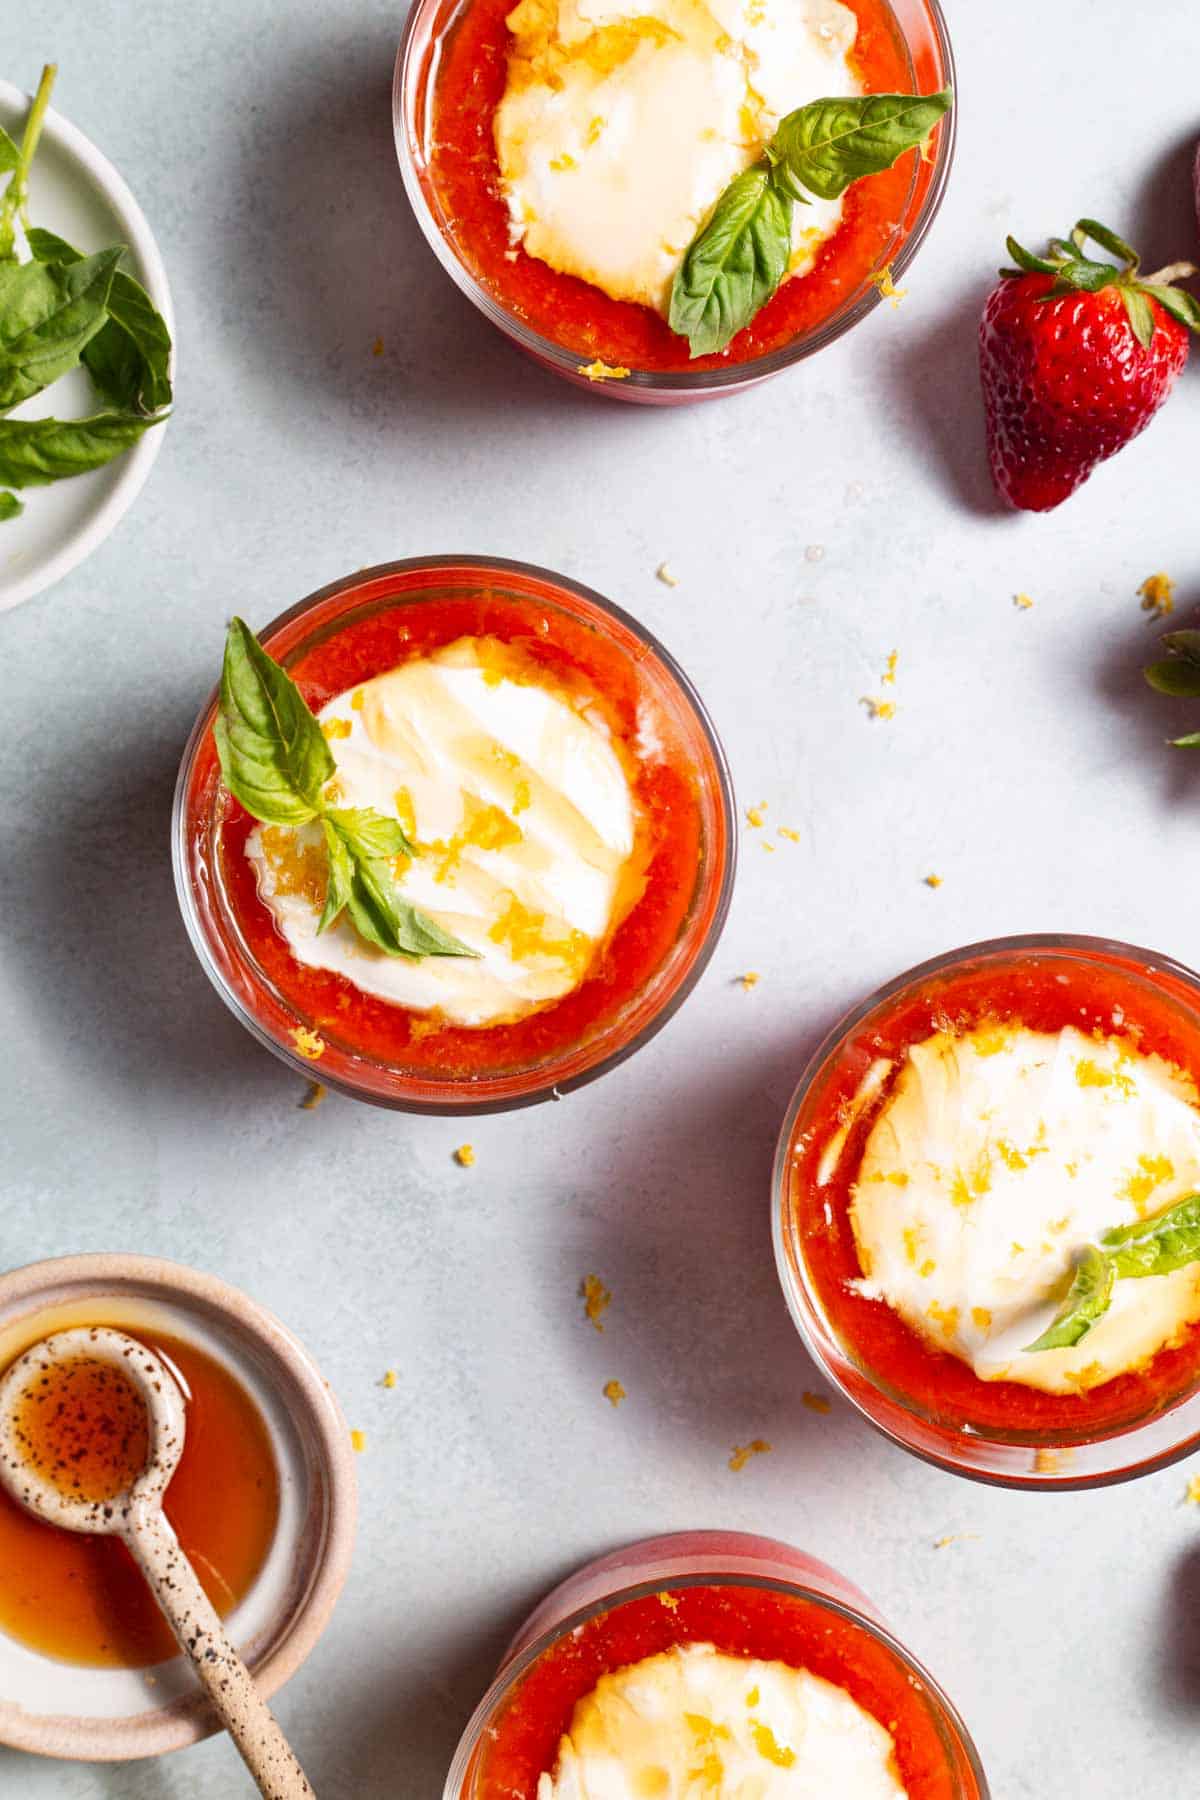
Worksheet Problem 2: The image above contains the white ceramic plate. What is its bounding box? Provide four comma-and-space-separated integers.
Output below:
0, 78, 174, 614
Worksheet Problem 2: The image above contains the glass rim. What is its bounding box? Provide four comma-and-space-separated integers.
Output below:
771, 932, 1200, 1491
442, 1564, 989, 1798
172, 553, 737, 1115
392, 0, 958, 394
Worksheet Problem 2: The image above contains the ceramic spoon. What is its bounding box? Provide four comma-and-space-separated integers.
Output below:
0, 1327, 314, 1799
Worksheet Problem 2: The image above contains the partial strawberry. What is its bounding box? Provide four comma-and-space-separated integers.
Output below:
979, 219, 1200, 512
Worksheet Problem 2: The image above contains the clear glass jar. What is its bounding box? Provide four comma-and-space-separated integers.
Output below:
174, 557, 735, 1112
393, 0, 956, 403
773, 934, 1200, 1488
444, 1530, 988, 1796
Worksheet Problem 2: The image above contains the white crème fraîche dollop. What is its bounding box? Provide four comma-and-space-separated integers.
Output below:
848, 1024, 1200, 1394
537, 1643, 906, 1799
246, 638, 642, 1027
494, 0, 860, 315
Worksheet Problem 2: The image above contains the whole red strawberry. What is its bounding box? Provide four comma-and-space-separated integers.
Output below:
980, 219, 1200, 512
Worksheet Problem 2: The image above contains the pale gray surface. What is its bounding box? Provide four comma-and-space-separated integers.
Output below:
2, 1, 1200, 1795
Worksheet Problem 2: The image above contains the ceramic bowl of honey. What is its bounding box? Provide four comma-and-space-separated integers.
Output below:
0, 1253, 357, 1762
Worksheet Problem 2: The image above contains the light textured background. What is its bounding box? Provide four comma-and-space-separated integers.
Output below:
3, 1, 1200, 1795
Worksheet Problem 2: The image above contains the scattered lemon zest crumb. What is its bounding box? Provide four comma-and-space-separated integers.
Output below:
454, 1144, 476, 1167
871, 264, 906, 306
1139, 571, 1176, 620
933, 1532, 980, 1549
290, 1026, 325, 1060
350, 1429, 367, 1453
739, 971, 760, 991
802, 1391, 831, 1415
321, 717, 352, 740
372, 336, 384, 357
1034, 1446, 1073, 1475
299, 1081, 326, 1110
1186, 1473, 1200, 1505
746, 803, 768, 828
761, 840, 776, 853
1013, 592, 1034, 611
924, 873, 943, 889
582, 1273, 612, 1331
656, 561, 680, 588
603, 1379, 626, 1407
777, 827, 801, 843
881, 650, 899, 686
861, 696, 896, 721
578, 359, 631, 382
729, 1438, 772, 1472
381, 1370, 397, 1390
658, 1591, 680, 1612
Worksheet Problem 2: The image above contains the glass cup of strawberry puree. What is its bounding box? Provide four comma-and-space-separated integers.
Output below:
445, 1531, 988, 1797
173, 557, 734, 1113
774, 935, 1200, 1489
393, 0, 955, 404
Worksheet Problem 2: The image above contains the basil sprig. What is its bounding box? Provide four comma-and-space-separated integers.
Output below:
1023, 1247, 1114, 1354
0, 492, 21, 520
669, 88, 953, 357
1024, 1194, 1200, 1353
0, 65, 173, 521
216, 619, 477, 964
26, 228, 173, 414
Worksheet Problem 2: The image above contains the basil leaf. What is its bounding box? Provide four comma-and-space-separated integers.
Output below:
26, 228, 173, 412
1101, 1194, 1200, 1279
668, 164, 792, 358
1024, 1246, 1115, 1353
1145, 659, 1200, 699
323, 809, 478, 960
317, 818, 355, 935
0, 247, 122, 412
324, 806, 415, 861
1171, 732, 1200, 749
0, 127, 19, 177
214, 617, 335, 826
0, 490, 21, 520
769, 89, 953, 204
0, 410, 162, 488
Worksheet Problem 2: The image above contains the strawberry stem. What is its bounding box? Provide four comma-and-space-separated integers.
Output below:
1143, 261, 1198, 286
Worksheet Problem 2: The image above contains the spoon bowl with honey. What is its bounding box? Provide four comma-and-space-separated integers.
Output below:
0, 1327, 314, 1799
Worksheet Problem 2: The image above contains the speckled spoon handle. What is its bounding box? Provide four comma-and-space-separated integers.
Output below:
123, 1500, 315, 1799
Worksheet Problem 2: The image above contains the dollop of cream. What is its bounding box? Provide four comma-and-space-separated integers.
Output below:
849, 1024, 1200, 1393
538, 1643, 906, 1798
494, 0, 859, 315
246, 638, 643, 1027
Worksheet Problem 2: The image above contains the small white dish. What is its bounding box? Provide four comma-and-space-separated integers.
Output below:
0, 78, 174, 614
0, 1254, 357, 1763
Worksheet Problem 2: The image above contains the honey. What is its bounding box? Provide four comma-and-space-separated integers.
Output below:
8, 1354, 150, 1505
0, 1325, 278, 1667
